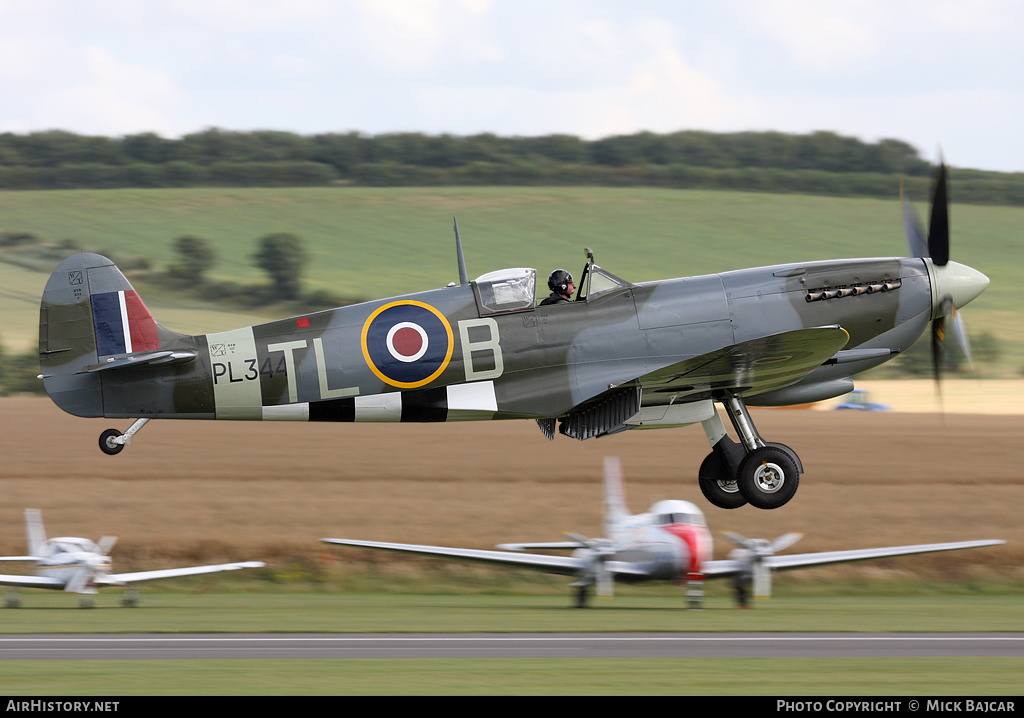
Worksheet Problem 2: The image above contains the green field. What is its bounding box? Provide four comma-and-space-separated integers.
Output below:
1, 186, 1021, 370
4, 586, 1023, 633
4, 657, 1022, 696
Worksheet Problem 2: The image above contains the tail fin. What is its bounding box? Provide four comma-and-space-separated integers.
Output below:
38, 253, 179, 417
602, 456, 630, 535
24, 509, 46, 557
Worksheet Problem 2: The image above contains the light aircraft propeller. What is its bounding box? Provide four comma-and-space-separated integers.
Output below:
723, 531, 804, 598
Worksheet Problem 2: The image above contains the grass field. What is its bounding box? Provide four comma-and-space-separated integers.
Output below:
4, 657, 1020, 696
1, 186, 1021, 371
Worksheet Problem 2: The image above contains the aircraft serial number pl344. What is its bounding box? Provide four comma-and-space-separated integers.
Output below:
37, 165, 987, 510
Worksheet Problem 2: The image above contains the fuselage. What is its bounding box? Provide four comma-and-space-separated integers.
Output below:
40, 254, 987, 424
34, 539, 112, 593
607, 500, 713, 582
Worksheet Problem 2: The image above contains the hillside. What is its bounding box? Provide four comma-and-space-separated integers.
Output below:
1, 186, 1020, 374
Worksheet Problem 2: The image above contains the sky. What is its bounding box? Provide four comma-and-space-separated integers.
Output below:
2, 0, 1023, 172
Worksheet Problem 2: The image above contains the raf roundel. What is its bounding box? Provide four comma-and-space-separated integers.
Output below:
360, 301, 454, 388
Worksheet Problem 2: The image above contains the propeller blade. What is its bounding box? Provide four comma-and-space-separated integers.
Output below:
722, 531, 750, 548
64, 567, 94, 594
901, 184, 929, 259
928, 163, 950, 266
563, 532, 592, 548
97, 534, 118, 555
769, 532, 803, 553
932, 297, 954, 390
950, 307, 975, 371
753, 563, 772, 598
596, 564, 614, 598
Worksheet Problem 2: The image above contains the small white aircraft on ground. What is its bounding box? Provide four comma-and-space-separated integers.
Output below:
322, 457, 1003, 608
0, 510, 265, 607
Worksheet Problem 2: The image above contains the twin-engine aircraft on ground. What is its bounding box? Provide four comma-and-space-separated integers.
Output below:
0, 510, 264, 607
323, 457, 1003, 608
37, 164, 987, 509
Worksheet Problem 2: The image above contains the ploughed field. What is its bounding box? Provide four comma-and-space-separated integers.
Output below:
0, 394, 1019, 577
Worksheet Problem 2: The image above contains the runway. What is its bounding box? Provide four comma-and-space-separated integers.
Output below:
3, 633, 1023, 659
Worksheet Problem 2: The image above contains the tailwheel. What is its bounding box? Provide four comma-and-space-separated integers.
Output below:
698, 451, 747, 509
99, 429, 124, 456
98, 418, 150, 455
736, 446, 800, 510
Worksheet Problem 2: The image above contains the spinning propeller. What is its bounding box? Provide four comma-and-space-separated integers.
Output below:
566, 532, 616, 597
901, 161, 987, 388
723, 531, 803, 598
63, 535, 117, 595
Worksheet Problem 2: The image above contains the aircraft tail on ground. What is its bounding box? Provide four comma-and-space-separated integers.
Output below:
38, 253, 188, 417
24, 509, 46, 558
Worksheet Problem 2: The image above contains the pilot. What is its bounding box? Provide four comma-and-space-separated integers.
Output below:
539, 269, 575, 306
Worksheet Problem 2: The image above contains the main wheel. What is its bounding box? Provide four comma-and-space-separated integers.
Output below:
698, 451, 747, 509
99, 429, 124, 455
736, 446, 800, 509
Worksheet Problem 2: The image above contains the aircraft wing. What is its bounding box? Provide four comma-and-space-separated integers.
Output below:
701, 540, 1005, 578
495, 542, 583, 551
322, 538, 652, 579
637, 326, 851, 400
762, 540, 1005, 571
322, 538, 585, 576
103, 561, 265, 584
0, 574, 65, 589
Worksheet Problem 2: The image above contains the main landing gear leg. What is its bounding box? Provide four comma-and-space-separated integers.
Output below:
698, 392, 802, 510
99, 418, 150, 456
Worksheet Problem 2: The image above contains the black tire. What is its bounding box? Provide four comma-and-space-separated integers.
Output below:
698, 451, 747, 509
736, 446, 800, 509
99, 429, 124, 456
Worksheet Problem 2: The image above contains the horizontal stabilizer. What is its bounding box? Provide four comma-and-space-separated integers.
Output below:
77, 349, 197, 374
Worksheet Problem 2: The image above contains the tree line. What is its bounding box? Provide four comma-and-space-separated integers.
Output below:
1, 128, 1021, 204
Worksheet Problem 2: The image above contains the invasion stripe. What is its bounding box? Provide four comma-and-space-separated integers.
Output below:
303, 382, 497, 423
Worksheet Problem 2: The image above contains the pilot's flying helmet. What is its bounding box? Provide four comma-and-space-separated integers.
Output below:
548, 269, 573, 294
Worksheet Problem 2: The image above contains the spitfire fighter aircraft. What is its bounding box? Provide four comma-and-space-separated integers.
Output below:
323, 457, 1003, 608
37, 164, 987, 509
0, 510, 265, 607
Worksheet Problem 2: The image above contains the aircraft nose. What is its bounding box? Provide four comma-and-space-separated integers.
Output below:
931, 261, 989, 317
